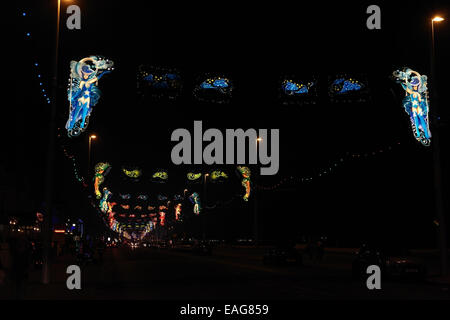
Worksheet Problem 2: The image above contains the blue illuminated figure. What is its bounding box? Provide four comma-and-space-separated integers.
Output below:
282, 80, 314, 95
66, 56, 114, 137
189, 192, 201, 215
331, 78, 363, 94
199, 77, 230, 91
393, 68, 431, 146
143, 73, 180, 88
99, 188, 112, 214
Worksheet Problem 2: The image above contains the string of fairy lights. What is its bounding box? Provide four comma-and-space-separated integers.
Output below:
204, 194, 241, 210
22, 11, 52, 105
58, 129, 88, 187
256, 140, 402, 191
20, 8, 87, 188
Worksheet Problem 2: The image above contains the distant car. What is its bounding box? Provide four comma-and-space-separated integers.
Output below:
352, 245, 427, 280
191, 242, 212, 256
130, 242, 139, 249
158, 242, 168, 249
263, 247, 303, 266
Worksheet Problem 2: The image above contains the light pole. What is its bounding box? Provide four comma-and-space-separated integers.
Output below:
430, 15, 447, 276
202, 173, 209, 241
88, 134, 97, 175
42, 0, 62, 285
254, 137, 262, 245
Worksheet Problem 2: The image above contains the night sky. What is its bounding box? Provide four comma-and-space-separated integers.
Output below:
3, 0, 450, 247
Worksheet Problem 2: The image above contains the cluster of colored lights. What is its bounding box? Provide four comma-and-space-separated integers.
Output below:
137, 65, 183, 100
194, 76, 233, 103
237, 166, 251, 201
331, 78, 363, 94
393, 68, 431, 146
122, 167, 142, 179
153, 170, 169, 182
210, 170, 228, 182
282, 80, 314, 95
94, 163, 111, 199
199, 77, 230, 89
187, 172, 202, 182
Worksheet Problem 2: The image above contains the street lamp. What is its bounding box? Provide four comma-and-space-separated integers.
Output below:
42, 0, 63, 285
254, 138, 262, 245
430, 15, 447, 276
88, 134, 97, 175
431, 17, 444, 67
202, 173, 209, 241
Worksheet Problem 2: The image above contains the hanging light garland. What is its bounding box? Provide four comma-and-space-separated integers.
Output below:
21, 11, 52, 105
256, 140, 402, 191
21, 9, 87, 187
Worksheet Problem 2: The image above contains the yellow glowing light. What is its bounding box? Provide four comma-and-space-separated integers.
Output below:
432, 16, 444, 22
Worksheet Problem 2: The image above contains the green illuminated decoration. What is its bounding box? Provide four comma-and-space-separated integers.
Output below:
210, 170, 228, 181
237, 166, 251, 201
187, 172, 202, 181
122, 167, 142, 179
94, 162, 111, 199
152, 170, 168, 181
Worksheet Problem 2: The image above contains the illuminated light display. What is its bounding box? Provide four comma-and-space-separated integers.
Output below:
148, 222, 153, 232
279, 76, 317, 105
93, 162, 111, 199
134, 205, 143, 211
121, 204, 130, 210
210, 170, 228, 182
122, 231, 131, 240
137, 65, 183, 100
328, 74, 369, 103
147, 206, 156, 211
36, 212, 44, 222
159, 205, 168, 211
122, 167, 142, 179
187, 172, 202, 183
137, 194, 148, 200
66, 56, 114, 137
194, 75, 233, 103
393, 68, 431, 146
152, 170, 168, 182
200, 77, 229, 89
173, 194, 183, 201
331, 78, 362, 93
237, 166, 251, 201
119, 193, 131, 200
97, 187, 118, 232
281, 80, 314, 95
189, 192, 201, 215
99, 188, 113, 213
157, 194, 168, 201
159, 211, 166, 226
175, 203, 182, 221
